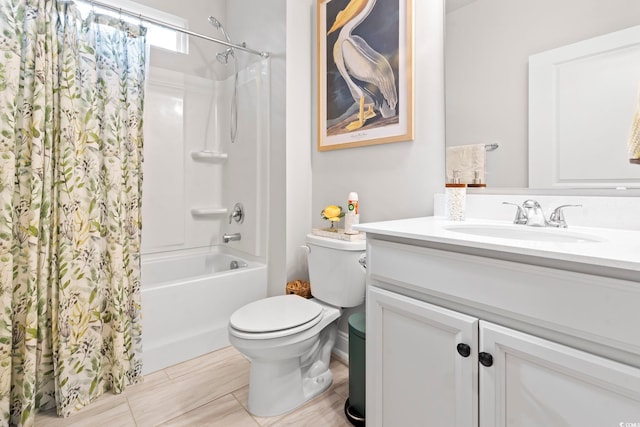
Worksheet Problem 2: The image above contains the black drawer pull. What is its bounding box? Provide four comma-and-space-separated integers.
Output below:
479, 352, 494, 367
456, 343, 471, 358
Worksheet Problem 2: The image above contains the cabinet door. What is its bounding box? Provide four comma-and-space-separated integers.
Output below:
479, 321, 640, 427
367, 286, 478, 427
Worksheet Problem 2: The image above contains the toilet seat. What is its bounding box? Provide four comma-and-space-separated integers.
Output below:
229, 295, 324, 340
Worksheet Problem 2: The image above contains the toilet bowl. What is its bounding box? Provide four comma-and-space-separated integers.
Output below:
228, 234, 366, 417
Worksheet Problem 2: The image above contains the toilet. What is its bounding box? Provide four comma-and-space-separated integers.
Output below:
228, 234, 366, 417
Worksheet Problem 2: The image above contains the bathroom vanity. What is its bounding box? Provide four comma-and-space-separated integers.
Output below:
356, 217, 640, 427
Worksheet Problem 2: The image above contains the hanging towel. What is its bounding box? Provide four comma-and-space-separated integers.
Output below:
446, 144, 486, 184
630, 98, 640, 164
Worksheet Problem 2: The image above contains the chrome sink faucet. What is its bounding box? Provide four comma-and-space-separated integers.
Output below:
503, 200, 581, 228
521, 199, 546, 227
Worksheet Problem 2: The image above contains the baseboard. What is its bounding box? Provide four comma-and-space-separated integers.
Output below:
332, 330, 349, 364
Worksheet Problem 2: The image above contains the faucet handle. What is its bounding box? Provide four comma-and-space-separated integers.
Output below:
229, 202, 244, 224
548, 204, 582, 228
502, 202, 527, 225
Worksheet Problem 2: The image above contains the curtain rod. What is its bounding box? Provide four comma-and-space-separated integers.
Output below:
80, 0, 270, 58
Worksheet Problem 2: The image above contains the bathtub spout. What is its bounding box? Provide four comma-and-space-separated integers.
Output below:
223, 232, 241, 243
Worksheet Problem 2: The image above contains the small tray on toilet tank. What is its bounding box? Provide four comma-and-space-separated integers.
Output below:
311, 228, 366, 243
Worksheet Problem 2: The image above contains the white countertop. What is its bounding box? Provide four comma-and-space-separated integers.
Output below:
354, 216, 640, 274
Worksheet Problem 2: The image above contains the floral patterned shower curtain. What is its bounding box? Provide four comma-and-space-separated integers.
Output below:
0, 1, 146, 425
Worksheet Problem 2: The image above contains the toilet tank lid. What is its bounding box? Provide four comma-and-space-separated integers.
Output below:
306, 234, 366, 251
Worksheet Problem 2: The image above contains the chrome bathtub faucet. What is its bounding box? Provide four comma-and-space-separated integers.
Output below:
502, 200, 582, 228
223, 232, 241, 243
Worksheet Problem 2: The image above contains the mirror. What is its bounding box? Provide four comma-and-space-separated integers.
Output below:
445, 0, 640, 189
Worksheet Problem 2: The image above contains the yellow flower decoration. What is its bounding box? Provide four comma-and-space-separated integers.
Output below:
321, 205, 345, 222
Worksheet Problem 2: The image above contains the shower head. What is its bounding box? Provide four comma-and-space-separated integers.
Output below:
207, 16, 236, 65
208, 16, 222, 30
216, 47, 234, 64
208, 16, 232, 42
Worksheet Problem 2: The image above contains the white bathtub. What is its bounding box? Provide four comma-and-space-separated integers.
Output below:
141, 248, 267, 374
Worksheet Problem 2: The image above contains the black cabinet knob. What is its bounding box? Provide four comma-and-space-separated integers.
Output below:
479, 352, 494, 367
456, 343, 471, 358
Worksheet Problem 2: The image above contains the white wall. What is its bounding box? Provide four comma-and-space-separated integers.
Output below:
228, 0, 316, 296
312, 0, 446, 227
445, 0, 640, 188
285, 0, 314, 285
310, 0, 446, 340
226, 0, 289, 296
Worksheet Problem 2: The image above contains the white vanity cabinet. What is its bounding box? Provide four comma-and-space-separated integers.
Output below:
480, 321, 640, 427
368, 286, 478, 427
363, 234, 640, 427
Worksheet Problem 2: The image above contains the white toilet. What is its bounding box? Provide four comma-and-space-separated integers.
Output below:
228, 234, 366, 417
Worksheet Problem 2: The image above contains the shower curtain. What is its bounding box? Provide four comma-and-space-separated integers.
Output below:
0, 1, 146, 425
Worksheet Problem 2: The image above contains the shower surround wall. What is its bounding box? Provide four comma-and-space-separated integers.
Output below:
141, 58, 269, 373
142, 63, 268, 256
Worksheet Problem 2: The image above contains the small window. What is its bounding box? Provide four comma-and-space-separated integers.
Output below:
75, 0, 189, 54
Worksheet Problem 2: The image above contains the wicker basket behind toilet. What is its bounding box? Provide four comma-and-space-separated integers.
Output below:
286, 280, 312, 298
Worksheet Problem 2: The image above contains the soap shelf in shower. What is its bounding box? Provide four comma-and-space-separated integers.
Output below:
190, 151, 228, 162
190, 208, 229, 217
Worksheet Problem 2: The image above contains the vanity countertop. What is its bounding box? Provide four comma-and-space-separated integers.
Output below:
354, 217, 640, 276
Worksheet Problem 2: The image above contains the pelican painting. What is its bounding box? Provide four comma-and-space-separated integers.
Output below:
326, 0, 399, 133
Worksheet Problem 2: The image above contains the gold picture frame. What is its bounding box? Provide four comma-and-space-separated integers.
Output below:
317, 0, 414, 151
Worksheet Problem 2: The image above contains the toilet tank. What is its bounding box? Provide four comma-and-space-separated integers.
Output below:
305, 234, 366, 308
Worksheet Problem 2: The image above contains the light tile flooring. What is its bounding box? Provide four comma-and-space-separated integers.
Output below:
35, 346, 353, 427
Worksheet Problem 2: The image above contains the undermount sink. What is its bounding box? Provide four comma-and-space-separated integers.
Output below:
443, 224, 604, 243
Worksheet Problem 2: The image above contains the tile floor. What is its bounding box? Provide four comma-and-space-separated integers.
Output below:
35, 346, 353, 427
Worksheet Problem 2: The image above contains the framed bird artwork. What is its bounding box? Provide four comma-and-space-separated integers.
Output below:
317, 0, 414, 151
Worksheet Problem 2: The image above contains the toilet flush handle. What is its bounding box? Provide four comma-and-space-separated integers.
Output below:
301, 245, 311, 255
358, 254, 367, 272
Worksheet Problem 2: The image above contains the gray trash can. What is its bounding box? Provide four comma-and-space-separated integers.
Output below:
345, 312, 365, 426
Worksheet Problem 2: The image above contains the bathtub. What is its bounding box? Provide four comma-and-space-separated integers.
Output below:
141, 247, 267, 374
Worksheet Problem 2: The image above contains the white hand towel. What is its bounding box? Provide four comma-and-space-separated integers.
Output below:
630, 98, 640, 164
446, 144, 486, 184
